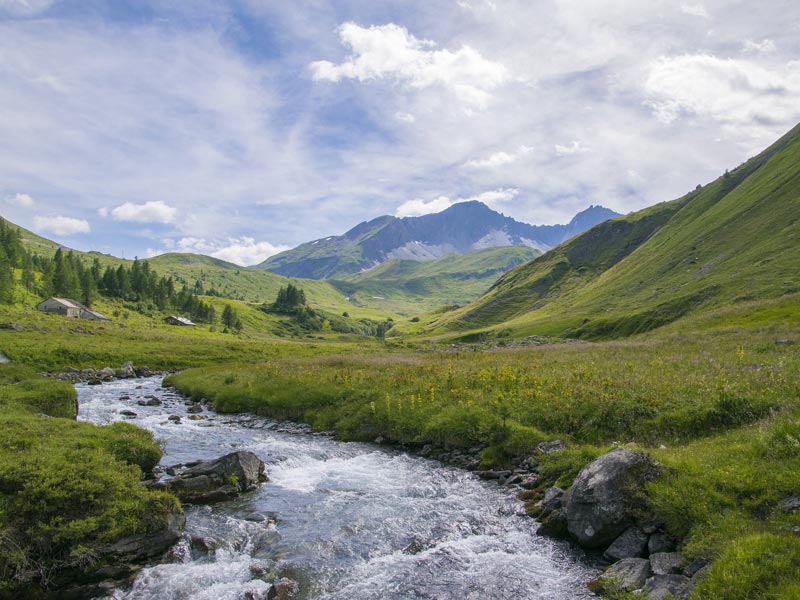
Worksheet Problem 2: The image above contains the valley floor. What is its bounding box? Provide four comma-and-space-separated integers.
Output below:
1, 304, 799, 598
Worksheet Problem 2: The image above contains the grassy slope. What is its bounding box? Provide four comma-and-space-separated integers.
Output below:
145, 253, 388, 318
329, 246, 540, 315
424, 122, 800, 340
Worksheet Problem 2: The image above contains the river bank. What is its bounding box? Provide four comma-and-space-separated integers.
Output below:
77, 376, 601, 599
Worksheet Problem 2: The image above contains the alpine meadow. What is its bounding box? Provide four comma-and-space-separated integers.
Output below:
1, 2, 800, 599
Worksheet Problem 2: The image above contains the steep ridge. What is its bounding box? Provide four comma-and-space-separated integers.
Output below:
429, 122, 800, 339
257, 202, 619, 279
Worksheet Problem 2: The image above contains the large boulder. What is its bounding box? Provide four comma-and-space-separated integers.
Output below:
151, 451, 267, 504
562, 447, 658, 548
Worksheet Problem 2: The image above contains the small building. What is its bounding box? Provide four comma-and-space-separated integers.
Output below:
163, 315, 195, 326
37, 297, 111, 321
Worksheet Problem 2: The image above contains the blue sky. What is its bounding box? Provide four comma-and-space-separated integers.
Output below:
1, 0, 799, 265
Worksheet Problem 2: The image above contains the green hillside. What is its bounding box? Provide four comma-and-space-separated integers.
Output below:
330, 246, 540, 315
424, 122, 800, 340
144, 252, 386, 319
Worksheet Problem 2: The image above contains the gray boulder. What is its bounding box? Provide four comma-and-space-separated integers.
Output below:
536, 487, 568, 537
268, 578, 300, 600
536, 440, 567, 454
151, 451, 267, 504
648, 531, 676, 554
562, 447, 659, 548
650, 551, 685, 575
589, 557, 651, 595
644, 574, 692, 600
604, 526, 649, 562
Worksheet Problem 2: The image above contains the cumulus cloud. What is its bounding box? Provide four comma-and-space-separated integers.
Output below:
395, 195, 454, 218
310, 22, 509, 110
5, 192, 34, 207
465, 145, 533, 168
555, 141, 591, 156
161, 236, 289, 266
645, 54, 800, 132
680, 4, 709, 18
33, 215, 90, 236
395, 188, 519, 218
465, 188, 519, 209
109, 201, 177, 224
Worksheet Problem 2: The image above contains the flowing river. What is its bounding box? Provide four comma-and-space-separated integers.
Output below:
77, 377, 599, 599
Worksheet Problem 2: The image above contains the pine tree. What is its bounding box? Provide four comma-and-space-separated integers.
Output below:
0, 246, 14, 304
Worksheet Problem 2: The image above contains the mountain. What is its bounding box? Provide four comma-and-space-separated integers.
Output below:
256, 202, 620, 279
329, 246, 541, 315
419, 122, 800, 340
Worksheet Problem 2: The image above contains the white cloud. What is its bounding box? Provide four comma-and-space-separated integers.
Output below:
33, 215, 90, 236
0, 0, 56, 16
465, 188, 519, 209
395, 188, 519, 218
109, 201, 177, 224
97, 207, 109, 218
466, 145, 533, 168
555, 140, 591, 157
310, 22, 509, 110
743, 39, 777, 54
5, 192, 34, 207
166, 236, 289, 266
395, 195, 453, 218
645, 54, 800, 134
395, 111, 416, 123
680, 4, 709, 18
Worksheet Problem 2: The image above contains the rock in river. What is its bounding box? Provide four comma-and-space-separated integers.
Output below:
149, 451, 268, 504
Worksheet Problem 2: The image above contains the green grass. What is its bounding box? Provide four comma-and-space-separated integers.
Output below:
165, 323, 800, 598
0, 363, 178, 593
0, 297, 386, 372
420, 122, 800, 342
330, 247, 540, 316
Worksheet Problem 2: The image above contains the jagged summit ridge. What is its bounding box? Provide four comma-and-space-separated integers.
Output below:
257, 201, 620, 279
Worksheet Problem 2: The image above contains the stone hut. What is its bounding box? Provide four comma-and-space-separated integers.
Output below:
163, 315, 195, 326
37, 297, 110, 321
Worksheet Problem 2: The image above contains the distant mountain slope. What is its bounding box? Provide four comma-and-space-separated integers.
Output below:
330, 246, 541, 315
257, 202, 620, 279
424, 122, 800, 340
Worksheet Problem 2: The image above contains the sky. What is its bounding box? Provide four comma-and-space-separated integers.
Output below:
1, 0, 799, 266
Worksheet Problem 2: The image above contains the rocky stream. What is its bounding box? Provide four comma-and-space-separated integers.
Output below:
77, 376, 600, 599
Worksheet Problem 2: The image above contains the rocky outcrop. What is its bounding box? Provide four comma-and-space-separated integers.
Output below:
148, 451, 267, 504
561, 447, 659, 548
533, 447, 712, 598
49, 363, 158, 383
48, 511, 185, 599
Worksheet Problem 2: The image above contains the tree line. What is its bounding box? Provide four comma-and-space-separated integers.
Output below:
0, 218, 215, 323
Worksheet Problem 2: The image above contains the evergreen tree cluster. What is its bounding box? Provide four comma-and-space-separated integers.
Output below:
221, 304, 243, 332
271, 283, 307, 313
0, 218, 215, 323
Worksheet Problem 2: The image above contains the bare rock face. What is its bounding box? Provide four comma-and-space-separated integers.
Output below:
151, 451, 267, 504
562, 448, 659, 548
